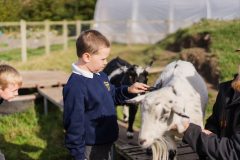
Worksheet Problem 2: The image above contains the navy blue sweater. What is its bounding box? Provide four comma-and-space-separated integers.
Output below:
63, 71, 134, 160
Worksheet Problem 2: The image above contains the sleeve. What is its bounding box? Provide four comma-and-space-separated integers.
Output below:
100, 72, 136, 105
204, 87, 222, 134
183, 123, 240, 160
110, 83, 136, 105
63, 85, 85, 160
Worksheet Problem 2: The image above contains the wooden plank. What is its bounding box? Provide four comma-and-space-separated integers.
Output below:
37, 87, 63, 111
9, 94, 38, 102
148, 67, 163, 74
20, 71, 69, 89
116, 122, 199, 160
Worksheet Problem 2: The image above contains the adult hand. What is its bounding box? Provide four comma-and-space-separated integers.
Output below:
202, 129, 213, 135
128, 82, 149, 94
169, 118, 190, 133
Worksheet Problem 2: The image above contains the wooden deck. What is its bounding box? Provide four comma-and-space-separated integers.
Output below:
20, 71, 69, 89
19, 69, 161, 89
37, 87, 63, 115
148, 67, 163, 74
116, 121, 199, 160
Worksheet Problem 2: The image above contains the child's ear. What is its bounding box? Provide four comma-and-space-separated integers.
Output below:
82, 52, 91, 63
0, 88, 3, 96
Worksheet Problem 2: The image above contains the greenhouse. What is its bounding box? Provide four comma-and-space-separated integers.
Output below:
94, 0, 240, 44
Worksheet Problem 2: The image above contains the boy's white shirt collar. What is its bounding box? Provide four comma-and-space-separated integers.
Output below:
72, 63, 100, 79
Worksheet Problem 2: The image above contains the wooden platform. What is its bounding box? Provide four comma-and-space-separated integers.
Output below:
20, 71, 69, 89
19, 69, 162, 89
116, 121, 199, 160
148, 67, 163, 74
37, 87, 63, 114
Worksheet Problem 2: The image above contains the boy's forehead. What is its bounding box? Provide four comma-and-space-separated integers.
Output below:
97, 47, 110, 56
6, 83, 20, 89
98, 47, 110, 52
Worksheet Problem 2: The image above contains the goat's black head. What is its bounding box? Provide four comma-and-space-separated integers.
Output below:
123, 65, 149, 85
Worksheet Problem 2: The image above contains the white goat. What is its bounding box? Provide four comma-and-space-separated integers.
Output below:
127, 60, 208, 160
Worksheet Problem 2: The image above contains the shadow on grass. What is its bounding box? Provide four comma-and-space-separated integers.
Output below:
34, 98, 72, 160
0, 134, 40, 160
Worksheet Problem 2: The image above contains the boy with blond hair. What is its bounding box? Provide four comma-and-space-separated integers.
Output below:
0, 64, 22, 103
63, 30, 149, 160
0, 64, 22, 160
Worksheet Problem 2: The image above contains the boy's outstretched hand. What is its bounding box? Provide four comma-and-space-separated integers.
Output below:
128, 82, 149, 94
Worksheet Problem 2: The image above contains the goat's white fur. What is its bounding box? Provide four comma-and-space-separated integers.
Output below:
127, 60, 208, 160
108, 66, 128, 79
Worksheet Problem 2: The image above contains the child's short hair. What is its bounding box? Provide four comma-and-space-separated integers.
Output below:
0, 64, 22, 90
76, 29, 110, 57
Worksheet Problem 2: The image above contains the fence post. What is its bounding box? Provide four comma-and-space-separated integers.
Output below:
20, 20, 27, 62
168, 0, 174, 34
206, 0, 211, 19
126, 20, 131, 46
44, 20, 50, 55
76, 20, 81, 39
63, 20, 68, 51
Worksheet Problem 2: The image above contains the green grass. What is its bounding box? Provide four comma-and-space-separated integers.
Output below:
1, 19, 240, 159
0, 41, 75, 62
0, 43, 8, 48
0, 103, 70, 160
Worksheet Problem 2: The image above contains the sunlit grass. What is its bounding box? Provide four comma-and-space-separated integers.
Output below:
0, 103, 70, 160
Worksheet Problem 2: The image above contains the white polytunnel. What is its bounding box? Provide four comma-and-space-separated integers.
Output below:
93, 0, 240, 44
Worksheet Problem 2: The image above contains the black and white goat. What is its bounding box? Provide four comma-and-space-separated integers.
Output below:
103, 57, 153, 138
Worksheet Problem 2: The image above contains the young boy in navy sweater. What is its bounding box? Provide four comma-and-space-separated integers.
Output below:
63, 30, 149, 160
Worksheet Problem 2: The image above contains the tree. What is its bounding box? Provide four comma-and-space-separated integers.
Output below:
0, 0, 22, 21
20, 0, 97, 21
0, 0, 97, 21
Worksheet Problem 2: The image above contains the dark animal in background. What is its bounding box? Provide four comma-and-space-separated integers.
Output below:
166, 31, 211, 52
103, 57, 154, 138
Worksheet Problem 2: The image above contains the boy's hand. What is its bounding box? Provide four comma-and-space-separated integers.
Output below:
128, 82, 149, 94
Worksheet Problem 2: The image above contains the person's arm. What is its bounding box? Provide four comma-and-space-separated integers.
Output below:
63, 86, 85, 160
183, 123, 240, 160
204, 87, 223, 134
110, 82, 149, 105
110, 84, 134, 105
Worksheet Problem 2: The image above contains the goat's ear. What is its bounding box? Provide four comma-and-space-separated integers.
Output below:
116, 62, 122, 68
170, 105, 189, 134
125, 94, 146, 104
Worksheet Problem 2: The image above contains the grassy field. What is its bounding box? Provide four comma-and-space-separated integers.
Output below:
0, 19, 240, 159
